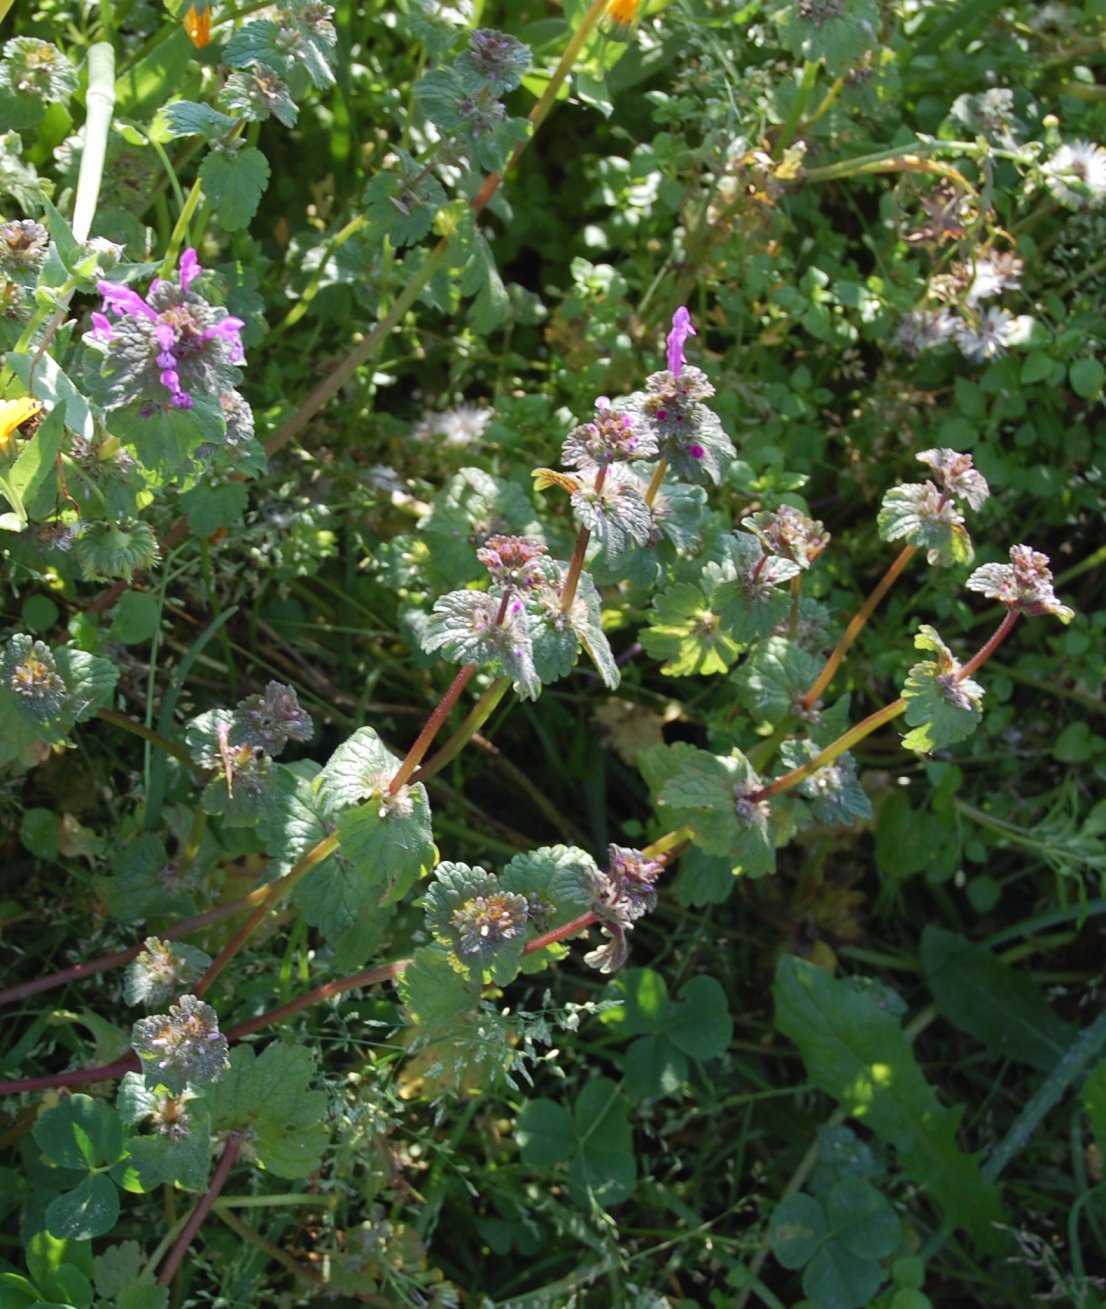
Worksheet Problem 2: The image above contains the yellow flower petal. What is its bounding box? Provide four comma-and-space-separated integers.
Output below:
0, 397, 42, 450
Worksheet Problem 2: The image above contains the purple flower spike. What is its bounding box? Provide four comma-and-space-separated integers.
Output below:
666, 306, 696, 377
98, 279, 157, 322
202, 317, 246, 364
179, 248, 202, 293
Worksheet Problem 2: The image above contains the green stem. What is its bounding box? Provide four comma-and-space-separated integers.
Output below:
801, 544, 916, 710
643, 457, 668, 509
269, 212, 368, 338
95, 707, 195, 767
775, 60, 820, 155
160, 177, 206, 276
72, 42, 116, 243
754, 698, 908, 802
412, 675, 511, 786
192, 832, 341, 998
982, 1008, 1106, 1184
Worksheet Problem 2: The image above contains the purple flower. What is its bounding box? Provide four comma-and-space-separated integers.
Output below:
93, 248, 246, 413
666, 306, 696, 377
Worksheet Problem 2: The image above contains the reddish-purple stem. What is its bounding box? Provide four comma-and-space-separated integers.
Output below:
158, 1134, 242, 1285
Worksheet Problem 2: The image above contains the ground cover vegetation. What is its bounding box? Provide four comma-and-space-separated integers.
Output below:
0, 0, 1104, 1304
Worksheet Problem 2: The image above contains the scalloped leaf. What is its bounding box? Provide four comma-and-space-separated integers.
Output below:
640, 581, 743, 677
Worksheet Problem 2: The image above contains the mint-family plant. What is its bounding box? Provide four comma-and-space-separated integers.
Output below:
2, 0, 1105, 1306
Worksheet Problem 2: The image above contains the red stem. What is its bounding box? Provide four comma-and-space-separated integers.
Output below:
389, 663, 478, 794
158, 1134, 241, 1285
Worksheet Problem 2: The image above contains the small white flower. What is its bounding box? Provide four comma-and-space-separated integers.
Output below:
1042, 141, 1106, 208
956, 307, 1016, 363
411, 401, 494, 447
895, 308, 957, 356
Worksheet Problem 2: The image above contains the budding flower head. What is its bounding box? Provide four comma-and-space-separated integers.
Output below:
132, 993, 229, 1096
456, 29, 532, 94
476, 534, 548, 591
562, 397, 658, 470
451, 890, 531, 957
124, 937, 211, 1008
2, 634, 67, 720
742, 506, 830, 568
916, 448, 989, 511
966, 544, 1074, 623
231, 681, 314, 755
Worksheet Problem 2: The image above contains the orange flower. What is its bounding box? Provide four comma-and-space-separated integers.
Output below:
606, 0, 641, 39
182, 1, 212, 49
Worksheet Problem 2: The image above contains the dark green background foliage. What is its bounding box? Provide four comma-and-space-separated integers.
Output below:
1, 0, 1105, 1305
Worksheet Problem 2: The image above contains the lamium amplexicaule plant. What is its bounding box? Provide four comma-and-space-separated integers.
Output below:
1, 0, 1105, 1305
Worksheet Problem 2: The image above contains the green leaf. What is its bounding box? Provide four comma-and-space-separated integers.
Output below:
773, 956, 1006, 1250
828, 1178, 900, 1259
314, 726, 400, 811
516, 1098, 576, 1170
640, 742, 776, 874
424, 862, 531, 985
179, 480, 249, 535
45, 1174, 119, 1241
921, 926, 1076, 1071
462, 230, 510, 334
398, 945, 482, 1030
641, 582, 743, 676
774, 0, 880, 76
160, 100, 237, 140
336, 785, 436, 906
363, 156, 446, 248
7, 404, 64, 523
33, 1095, 124, 1171
803, 1241, 883, 1309
110, 592, 161, 646
769, 1192, 826, 1269
734, 637, 822, 723
519, 1081, 635, 1208
707, 534, 800, 644
199, 145, 271, 232
777, 740, 873, 826
1082, 1059, 1106, 1158
207, 1044, 328, 1179
1069, 357, 1104, 400
901, 626, 984, 754
257, 761, 337, 879
224, 20, 292, 76
602, 969, 732, 1100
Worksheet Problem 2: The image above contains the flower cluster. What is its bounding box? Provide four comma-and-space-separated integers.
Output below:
742, 506, 830, 569
476, 534, 549, 591
231, 680, 315, 755
131, 994, 229, 1095
562, 397, 656, 470
897, 250, 1025, 364
124, 937, 211, 1008
583, 845, 664, 973
0, 37, 76, 102
451, 890, 531, 957
915, 447, 990, 510
966, 545, 1074, 623
87, 247, 246, 416
2, 635, 67, 719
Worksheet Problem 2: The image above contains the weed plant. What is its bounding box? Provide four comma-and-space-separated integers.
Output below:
0, 0, 1105, 1307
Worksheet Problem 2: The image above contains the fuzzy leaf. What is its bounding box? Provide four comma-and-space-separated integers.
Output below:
641, 582, 743, 677
207, 1044, 328, 1178
257, 761, 338, 879
773, 955, 1006, 1250
160, 100, 237, 140
364, 158, 446, 248
778, 740, 873, 826
707, 533, 801, 644
336, 780, 435, 906
420, 467, 542, 587
774, 0, 880, 76
566, 570, 620, 690
199, 145, 271, 232
223, 20, 291, 75
640, 742, 776, 874
423, 861, 531, 985
901, 625, 984, 754
313, 726, 400, 811
877, 483, 972, 567
398, 945, 482, 1030
734, 636, 823, 723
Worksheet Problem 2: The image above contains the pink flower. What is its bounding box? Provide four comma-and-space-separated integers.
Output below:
666, 306, 696, 377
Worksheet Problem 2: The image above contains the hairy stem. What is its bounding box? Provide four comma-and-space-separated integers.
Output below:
801, 544, 916, 711
389, 664, 478, 793
412, 675, 511, 786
